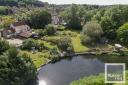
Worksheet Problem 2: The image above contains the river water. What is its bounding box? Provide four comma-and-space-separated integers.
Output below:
38, 55, 128, 85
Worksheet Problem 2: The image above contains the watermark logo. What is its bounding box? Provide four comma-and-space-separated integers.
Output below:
105, 63, 125, 83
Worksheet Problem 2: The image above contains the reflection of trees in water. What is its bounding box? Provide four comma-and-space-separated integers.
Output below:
81, 55, 128, 69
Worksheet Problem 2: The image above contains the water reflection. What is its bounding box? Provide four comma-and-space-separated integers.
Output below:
39, 80, 47, 85
38, 55, 128, 85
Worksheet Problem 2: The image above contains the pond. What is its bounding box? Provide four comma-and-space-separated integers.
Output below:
38, 55, 128, 85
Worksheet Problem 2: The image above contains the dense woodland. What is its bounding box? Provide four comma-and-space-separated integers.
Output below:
1, 0, 128, 85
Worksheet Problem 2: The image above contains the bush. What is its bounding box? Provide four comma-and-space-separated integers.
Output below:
0, 39, 10, 54
49, 47, 60, 60
57, 37, 74, 52
45, 24, 57, 36
80, 35, 92, 45
57, 25, 65, 31
21, 39, 40, 51
38, 29, 47, 37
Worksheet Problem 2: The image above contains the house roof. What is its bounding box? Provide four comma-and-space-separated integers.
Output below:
18, 32, 32, 38
14, 25, 30, 30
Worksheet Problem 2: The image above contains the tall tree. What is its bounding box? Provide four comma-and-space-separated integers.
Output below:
0, 47, 37, 85
61, 4, 82, 29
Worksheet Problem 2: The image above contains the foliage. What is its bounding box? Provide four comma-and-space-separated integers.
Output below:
100, 16, 116, 40
38, 29, 47, 37
21, 39, 40, 51
81, 21, 103, 44
45, 24, 57, 36
117, 23, 128, 45
0, 6, 13, 15
0, 16, 15, 28
61, 4, 82, 29
80, 35, 92, 45
71, 74, 105, 85
0, 39, 10, 54
0, 47, 36, 85
0, 0, 44, 7
28, 10, 51, 29
49, 47, 60, 61
57, 37, 74, 52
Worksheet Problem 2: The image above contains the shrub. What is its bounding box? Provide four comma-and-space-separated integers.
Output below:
57, 37, 74, 52
38, 29, 47, 37
45, 24, 57, 36
21, 39, 40, 51
49, 47, 60, 60
57, 25, 65, 31
80, 35, 92, 45
0, 39, 10, 54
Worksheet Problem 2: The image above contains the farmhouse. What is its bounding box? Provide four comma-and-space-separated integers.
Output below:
2, 21, 32, 39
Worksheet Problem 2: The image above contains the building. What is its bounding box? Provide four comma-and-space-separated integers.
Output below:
51, 8, 63, 25
2, 21, 32, 39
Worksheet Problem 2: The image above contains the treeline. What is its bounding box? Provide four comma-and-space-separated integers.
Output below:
59, 4, 128, 44
0, 0, 45, 7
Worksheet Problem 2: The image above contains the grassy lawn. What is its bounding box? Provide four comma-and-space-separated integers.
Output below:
20, 51, 50, 68
72, 35, 89, 52
19, 30, 114, 68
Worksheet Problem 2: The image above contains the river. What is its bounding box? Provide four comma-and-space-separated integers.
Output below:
38, 55, 128, 85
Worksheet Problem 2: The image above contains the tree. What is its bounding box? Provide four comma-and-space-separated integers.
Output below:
0, 47, 36, 85
0, 16, 15, 28
61, 4, 82, 29
28, 10, 51, 29
117, 23, 128, 45
82, 21, 103, 42
21, 39, 40, 50
100, 16, 116, 40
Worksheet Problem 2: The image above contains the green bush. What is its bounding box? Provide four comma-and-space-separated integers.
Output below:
80, 35, 92, 45
0, 39, 10, 54
21, 39, 40, 51
49, 47, 60, 60
57, 37, 74, 52
45, 24, 57, 36
57, 25, 65, 31
38, 29, 47, 37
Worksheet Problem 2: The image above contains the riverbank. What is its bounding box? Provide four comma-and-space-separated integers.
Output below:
71, 71, 128, 85
21, 46, 128, 71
